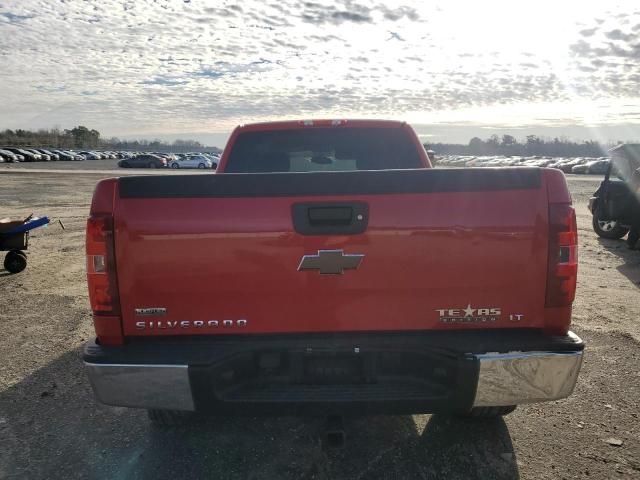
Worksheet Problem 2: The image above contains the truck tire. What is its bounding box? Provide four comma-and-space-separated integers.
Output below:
592, 209, 629, 239
461, 406, 517, 418
4, 250, 27, 274
147, 409, 190, 427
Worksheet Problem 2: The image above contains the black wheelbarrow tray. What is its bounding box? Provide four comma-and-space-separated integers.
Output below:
0, 215, 50, 273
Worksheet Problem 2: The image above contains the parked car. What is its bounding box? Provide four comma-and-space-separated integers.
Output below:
79, 151, 101, 160
50, 149, 73, 161
118, 154, 167, 168
556, 158, 585, 173
3, 147, 39, 162
65, 150, 86, 161
537, 159, 557, 167
203, 153, 220, 167
571, 163, 590, 174
0, 149, 19, 163
588, 144, 639, 239
153, 152, 176, 162
572, 159, 609, 174
169, 155, 213, 169
586, 159, 610, 175
23, 149, 46, 161
36, 149, 60, 161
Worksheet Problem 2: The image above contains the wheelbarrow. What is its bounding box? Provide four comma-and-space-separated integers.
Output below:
0, 215, 51, 273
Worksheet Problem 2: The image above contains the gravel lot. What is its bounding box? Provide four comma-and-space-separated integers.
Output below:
0, 166, 638, 480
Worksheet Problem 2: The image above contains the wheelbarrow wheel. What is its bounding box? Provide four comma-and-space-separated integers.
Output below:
4, 250, 27, 274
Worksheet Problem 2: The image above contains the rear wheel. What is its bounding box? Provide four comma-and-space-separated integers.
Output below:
592, 208, 629, 239
171, 163, 179, 169
198, 163, 205, 169
147, 409, 191, 427
4, 250, 27, 274
459, 406, 517, 418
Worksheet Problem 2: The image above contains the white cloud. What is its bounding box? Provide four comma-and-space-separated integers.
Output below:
0, 0, 639, 142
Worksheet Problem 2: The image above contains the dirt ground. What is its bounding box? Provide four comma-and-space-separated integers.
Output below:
0, 167, 638, 480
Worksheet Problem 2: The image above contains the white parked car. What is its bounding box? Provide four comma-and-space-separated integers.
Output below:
168, 155, 213, 169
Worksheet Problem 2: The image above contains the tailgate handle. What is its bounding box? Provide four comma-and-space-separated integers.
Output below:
292, 202, 369, 235
308, 207, 352, 226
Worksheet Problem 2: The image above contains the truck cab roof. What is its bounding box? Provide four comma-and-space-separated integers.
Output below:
235, 119, 408, 132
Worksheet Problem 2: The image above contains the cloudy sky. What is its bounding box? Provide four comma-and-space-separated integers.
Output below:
1, 0, 639, 145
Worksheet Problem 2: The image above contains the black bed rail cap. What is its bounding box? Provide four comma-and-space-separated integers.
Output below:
118, 168, 542, 199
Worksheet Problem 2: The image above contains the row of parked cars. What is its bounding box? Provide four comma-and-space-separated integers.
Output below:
436, 155, 610, 174
0, 147, 84, 162
0, 147, 138, 163
118, 152, 220, 169
0, 148, 223, 170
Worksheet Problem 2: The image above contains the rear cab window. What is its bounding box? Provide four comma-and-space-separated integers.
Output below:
225, 127, 423, 173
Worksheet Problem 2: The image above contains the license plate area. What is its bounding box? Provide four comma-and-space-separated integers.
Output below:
300, 353, 367, 384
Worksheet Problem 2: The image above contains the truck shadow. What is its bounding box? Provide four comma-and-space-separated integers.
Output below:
0, 349, 518, 480
597, 238, 640, 288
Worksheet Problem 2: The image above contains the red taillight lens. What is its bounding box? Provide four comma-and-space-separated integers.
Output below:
86, 213, 123, 345
86, 216, 120, 314
545, 204, 578, 307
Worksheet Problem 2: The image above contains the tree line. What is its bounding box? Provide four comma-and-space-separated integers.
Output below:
0, 126, 625, 157
101, 137, 220, 153
425, 134, 621, 158
0, 126, 220, 153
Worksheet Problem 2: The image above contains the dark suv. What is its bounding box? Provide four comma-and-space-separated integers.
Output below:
118, 154, 167, 168
588, 144, 640, 239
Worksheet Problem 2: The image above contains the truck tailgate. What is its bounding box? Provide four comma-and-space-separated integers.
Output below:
113, 168, 550, 337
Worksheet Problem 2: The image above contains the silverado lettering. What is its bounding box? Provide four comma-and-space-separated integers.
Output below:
83, 119, 584, 424
135, 320, 248, 329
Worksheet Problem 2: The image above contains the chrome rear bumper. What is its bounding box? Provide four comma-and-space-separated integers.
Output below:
84, 332, 584, 412
473, 348, 583, 407
85, 363, 194, 411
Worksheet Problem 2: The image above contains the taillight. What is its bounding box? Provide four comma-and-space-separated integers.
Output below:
86, 179, 123, 345
86, 216, 117, 312
545, 203, 578, 308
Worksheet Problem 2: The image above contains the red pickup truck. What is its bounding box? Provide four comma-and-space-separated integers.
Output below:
84, 120, 583, 425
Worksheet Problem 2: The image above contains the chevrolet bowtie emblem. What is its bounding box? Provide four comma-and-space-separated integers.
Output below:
298, 249, 364, 275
